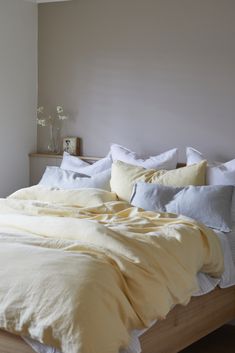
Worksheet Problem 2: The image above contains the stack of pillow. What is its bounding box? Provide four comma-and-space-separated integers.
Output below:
186, 147, 235, 231
127, 147, 235, 233
40, 152, 113, 191
39, 145, 179, 191
39, 144, 235, 233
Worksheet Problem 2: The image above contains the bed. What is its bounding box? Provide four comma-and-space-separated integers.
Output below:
0, 155, 235, 353
1, 286, 235, 353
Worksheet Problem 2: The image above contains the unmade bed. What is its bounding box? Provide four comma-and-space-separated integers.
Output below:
1, 147, 235, 353
0, 187, 234, 353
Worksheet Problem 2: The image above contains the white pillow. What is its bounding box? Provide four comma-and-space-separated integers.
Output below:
60, 152, 112, 176
186, 147, 235, 226
39, 166, 111, 191
110, 144, 178, 169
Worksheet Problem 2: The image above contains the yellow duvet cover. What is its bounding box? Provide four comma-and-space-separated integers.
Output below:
0, 186, 223, 353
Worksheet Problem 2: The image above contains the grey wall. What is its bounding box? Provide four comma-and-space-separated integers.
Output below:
38, 0, 235, 161
0, 0, 37, 197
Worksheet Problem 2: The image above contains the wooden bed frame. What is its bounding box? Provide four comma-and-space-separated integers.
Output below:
1, 286, 235, 353
140, 285, 235, 352
1, 158, 235, 353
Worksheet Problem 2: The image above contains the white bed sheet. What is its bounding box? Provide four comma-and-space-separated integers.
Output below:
23, 229, 235, 353
226, 225, 235, 265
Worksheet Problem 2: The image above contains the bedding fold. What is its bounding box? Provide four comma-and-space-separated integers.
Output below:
0, 186, 224, 353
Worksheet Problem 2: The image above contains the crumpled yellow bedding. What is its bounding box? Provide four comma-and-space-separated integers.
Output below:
0, 186, 224, 353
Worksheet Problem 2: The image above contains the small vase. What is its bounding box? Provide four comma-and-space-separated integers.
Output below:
48, 124, 60, 154
48, 124, 55, 153
54, 126, 61, 154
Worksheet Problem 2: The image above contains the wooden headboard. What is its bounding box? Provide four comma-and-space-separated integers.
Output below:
30, 153, 186, 165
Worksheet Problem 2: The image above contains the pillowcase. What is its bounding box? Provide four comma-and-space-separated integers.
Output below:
39, 166, 111, 191
131, 182, 233, 232
60, 152, 112, 176
110, 160, 207, 201
186, 147, 235, 226
131, 182, 182, 212
110, 144, 178, 169
186, 147, 235, 185
60, 152, 89, 170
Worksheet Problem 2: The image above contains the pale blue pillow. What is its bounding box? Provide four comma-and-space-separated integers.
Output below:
131, 182, 234, 232
39, 166, 111, 191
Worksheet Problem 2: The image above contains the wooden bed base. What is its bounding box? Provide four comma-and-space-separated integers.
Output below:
0, 286, 235, 353
140, 285, 235, 353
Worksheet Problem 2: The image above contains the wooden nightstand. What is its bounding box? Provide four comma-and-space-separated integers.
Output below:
29, 153, 62, 185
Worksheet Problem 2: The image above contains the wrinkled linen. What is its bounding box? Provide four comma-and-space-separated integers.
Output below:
0, 186, 224, 353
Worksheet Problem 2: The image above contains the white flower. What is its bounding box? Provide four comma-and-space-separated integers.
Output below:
56, 106, 63, 114
37, 118, 46, 127
58, 115, 69, 120
37, 105, 69, 127
37, 106, 44, 114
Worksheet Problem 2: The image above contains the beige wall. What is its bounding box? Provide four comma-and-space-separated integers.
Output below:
0, 0, 37, 197
38, 0, 235, 161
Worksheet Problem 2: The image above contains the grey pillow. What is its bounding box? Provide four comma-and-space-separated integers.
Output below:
39, 166, 111, 191
131, 182, 234, 232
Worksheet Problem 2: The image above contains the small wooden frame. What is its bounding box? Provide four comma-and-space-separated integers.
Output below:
62, 137, 80, 156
